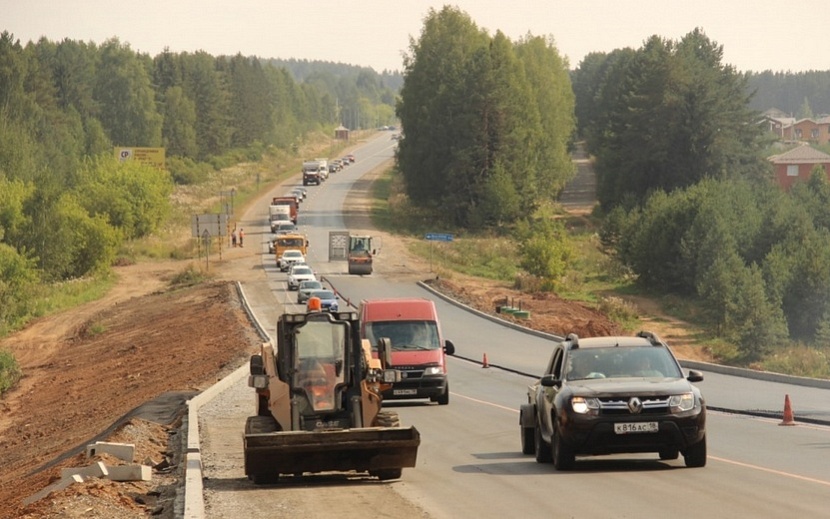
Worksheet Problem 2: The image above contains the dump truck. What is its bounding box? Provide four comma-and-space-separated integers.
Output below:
271, 196, 298, 224
244, 309, 420, 484
302, 160, 321, 186
348, 235, 376, 275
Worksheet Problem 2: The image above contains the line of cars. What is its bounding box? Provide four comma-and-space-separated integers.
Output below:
276, 248, 341, 313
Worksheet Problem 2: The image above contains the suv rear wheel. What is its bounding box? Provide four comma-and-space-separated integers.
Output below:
534, 419, 552, 463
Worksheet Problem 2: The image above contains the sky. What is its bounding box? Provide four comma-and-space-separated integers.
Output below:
3, 0, 828, 73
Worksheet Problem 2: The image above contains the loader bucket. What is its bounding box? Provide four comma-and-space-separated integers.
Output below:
244, 426, 419, 481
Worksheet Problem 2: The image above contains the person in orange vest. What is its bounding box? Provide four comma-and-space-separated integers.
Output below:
239, 228, 244, 247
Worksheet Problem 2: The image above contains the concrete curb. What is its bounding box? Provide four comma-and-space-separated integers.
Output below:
183, 282, 270, 519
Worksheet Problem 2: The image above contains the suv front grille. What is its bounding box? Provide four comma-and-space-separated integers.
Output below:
598, 396, 670, 415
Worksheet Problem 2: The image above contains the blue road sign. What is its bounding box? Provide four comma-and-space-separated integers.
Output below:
425, 233, 454, 242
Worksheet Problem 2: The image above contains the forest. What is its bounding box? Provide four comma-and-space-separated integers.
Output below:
0, 31, 396, 335
2, 13, 830, 369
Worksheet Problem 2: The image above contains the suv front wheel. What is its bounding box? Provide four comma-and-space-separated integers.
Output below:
552, 423, 575, 470
683, 435, 707, 467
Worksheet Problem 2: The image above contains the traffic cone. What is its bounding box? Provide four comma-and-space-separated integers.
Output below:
779, 394, 796, 426
482, 353, 489, 368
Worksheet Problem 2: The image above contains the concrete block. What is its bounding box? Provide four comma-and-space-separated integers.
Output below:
105, 464, 152, 482
85, 442, 134, 462
23, 474, 84, 506
60, 461, 108, 480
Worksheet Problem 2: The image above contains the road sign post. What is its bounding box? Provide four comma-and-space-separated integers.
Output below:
425, 233, 454, 272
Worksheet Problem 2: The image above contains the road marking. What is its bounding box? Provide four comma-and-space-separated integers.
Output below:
452, 393, 830, 487
711, 456, 830, 487
451, 392, 518, 413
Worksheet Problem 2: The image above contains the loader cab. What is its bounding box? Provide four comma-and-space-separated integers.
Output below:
292, 316, 347, 412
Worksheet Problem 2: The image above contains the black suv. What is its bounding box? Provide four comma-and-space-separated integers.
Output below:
519, 331, 706, 470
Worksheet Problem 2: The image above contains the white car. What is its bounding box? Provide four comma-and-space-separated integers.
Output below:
278, 249, 305, 272
287, 265, 316, 290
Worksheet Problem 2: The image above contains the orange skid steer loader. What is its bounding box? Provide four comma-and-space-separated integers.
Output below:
244, 309, 420, 484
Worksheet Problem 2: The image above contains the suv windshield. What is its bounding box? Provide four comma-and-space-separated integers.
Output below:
565, 346, 682, 380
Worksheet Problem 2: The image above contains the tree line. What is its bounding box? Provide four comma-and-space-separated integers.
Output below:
572, 29, 830, 359
0, 31, 395, 334
746, 70, 830, 118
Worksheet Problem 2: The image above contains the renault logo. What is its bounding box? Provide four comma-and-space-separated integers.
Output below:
628, 397, 643, 414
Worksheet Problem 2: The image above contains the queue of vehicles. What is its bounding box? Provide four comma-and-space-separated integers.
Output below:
248, 147, 706, 486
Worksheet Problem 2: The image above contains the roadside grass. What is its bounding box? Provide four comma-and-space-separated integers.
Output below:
127, 131, 351, 261
27, 274, 117, 324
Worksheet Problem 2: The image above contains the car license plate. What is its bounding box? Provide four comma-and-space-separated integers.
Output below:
393, 389, 418, 396
614, 422, 658, 434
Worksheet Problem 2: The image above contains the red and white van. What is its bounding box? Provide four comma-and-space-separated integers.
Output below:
359, 298, 455, 405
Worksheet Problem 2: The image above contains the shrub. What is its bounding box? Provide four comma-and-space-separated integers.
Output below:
0, 350, 22, 395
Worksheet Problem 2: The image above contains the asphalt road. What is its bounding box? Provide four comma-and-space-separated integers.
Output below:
194, 133, 830, 518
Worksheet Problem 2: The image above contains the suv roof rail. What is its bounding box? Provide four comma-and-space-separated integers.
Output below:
566, 333, 580, 349
636, 330, 663, 346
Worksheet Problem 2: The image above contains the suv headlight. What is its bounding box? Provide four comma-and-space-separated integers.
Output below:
669, 392, 695, 412
571, 396, 600, 415
423, 366, 442, 376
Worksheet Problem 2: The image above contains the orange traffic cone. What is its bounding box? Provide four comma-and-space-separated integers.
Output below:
779, 394, 796, 426
482, 353, 489, 368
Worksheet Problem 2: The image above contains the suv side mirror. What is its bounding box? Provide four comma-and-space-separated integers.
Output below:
687, 369, 704, 383
444, 339, 456, 356
540, 374, 560, 387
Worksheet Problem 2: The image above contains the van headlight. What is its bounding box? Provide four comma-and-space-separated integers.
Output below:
423, 366, 442, 376
669, 392, 695, 412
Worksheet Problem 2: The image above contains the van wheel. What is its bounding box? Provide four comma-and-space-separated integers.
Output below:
432, 385, 449, 405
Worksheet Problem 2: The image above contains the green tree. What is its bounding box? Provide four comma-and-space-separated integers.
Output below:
0, 243, 39, 333
181, 51, 229, 158
94, 38, 162, 146
160, 86, 198, 157
589, 30, 766, 208
796, 96, 814, 119
75, 156, 173, 239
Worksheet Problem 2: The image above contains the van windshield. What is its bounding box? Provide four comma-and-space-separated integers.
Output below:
365, 321, 440, 351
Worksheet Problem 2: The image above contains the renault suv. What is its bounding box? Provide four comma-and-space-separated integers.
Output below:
519, 331, 706, 470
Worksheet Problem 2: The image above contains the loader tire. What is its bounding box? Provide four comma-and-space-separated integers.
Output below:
374, 410, 401, 428
245, 416, 281, 484
370, 468, 403, 481
245, 415, 279, 435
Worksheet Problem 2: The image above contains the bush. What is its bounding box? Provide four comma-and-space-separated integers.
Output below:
169, 265, 210, 288
0, 349, 22, 395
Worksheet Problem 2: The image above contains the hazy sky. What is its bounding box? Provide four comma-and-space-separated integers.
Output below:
3, 0, 827, 73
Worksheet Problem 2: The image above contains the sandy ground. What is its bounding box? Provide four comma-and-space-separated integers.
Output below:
0, 146, 705, 518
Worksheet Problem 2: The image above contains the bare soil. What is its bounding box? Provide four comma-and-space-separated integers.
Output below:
0, 148, 707, 518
